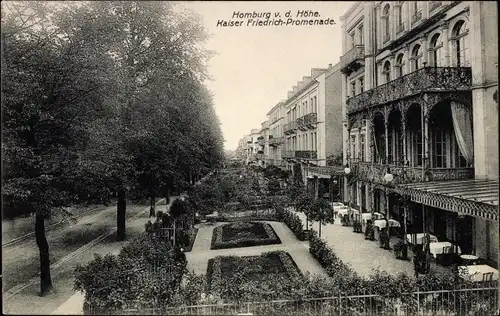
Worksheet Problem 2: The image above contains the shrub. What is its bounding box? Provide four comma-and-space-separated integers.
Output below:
275, 205, 304, 241
74, 233, 186, 314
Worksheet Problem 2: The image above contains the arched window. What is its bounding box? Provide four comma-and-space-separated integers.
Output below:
383, 61, 391, 83
452, 20, 469, 67
383, 4, 391, 42
430, 33, 443, 67
395, 54, 404, 77
411, 44, 422, 71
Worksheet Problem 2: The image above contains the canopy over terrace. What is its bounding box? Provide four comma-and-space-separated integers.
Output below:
391, 179, 499, 221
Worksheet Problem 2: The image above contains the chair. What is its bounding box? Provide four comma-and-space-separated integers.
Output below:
482, 272, 494, 282
441, 246, 454, 266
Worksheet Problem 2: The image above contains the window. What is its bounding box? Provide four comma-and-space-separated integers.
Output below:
314, 132, 317, 150
358, 25, 364, 45
414, 129, 423, 166
353, 182, 358, 205
350, 32, 356, 48
359, 77, 364, 93
351, 81, 356, 96
388, 128, 393, 164
411, 44, 422, 71
360, 134, 365, 161
433, 128, 447, 167
350, 135, 357, 160
383, 61, 391, 83
396, 54, 404, 77
430, 33, 443, 67
452, 20, 469, 67
361, 185, 367, 211
397, 4, 403, 26
310, 133, 314, 150
383, 4, 391, 42
313, 96, 317, 112
310, 98, 313, 113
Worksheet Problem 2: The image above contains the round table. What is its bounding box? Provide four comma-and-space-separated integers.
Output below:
460, 254, 479, 265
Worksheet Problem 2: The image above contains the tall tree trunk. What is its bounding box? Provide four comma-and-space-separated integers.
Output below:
35, 213, 52, 296
117, 187, 126, 241
149, 196, 155, 217
319, 220, 322, 237
306, 215, 309, 231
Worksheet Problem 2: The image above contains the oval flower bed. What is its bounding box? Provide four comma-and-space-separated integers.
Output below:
210, 221, 281, 250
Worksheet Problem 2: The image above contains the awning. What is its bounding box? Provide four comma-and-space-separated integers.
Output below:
391, 179, 499, 221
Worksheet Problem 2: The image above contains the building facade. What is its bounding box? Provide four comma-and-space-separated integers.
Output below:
246, 129, 262, 165
340, 1, 498, 265
258, 120, 270, 168
267, 102, 286, 167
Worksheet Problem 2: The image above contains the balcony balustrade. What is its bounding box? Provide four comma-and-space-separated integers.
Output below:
295, 150, 317, 160
269, 136, 283, 147
306, 165, 344, 176
346, 67, 472, 114
352, 161, 474, 185
296, 117, 307, 131
396, 23, 405, 35
284, 121, 297, 135
340, 45, 365, 74
257, 138, 265, 146
411, 10, 422, 25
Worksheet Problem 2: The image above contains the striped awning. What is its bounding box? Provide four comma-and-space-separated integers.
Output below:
391, 179, 499, 221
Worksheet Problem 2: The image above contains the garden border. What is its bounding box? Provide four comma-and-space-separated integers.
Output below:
210, 222, 281, 250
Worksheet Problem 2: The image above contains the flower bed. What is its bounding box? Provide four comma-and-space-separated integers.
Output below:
210, 221, 281, 250
206, 251, 303, 301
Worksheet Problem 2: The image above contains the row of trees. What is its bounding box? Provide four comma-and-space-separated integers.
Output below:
2, 1, 224, 296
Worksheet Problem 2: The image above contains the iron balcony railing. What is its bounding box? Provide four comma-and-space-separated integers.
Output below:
295, 150, 317, 160
340, 45, 365, 71
257, 138, 265, 146
297, 112, 318, 130
354, 162, 474, 185
346, 67, 472, 114
282, 150, 294, 159
306, 165, 344, 176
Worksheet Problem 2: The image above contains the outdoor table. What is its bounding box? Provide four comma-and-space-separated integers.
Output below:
460, 254, 479, 265
406, 233, 438, 245
428, 241, 461, 258
458, 265, 499, 282
372, 212, 385, 220
361, 213, 373, 233
373, 219, 401, 229
337, 207, 350, 217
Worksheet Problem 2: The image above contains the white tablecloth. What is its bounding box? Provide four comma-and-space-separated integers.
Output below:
406, 233, 438, 245
428, 241, 461, 258
373, 219, 401, 229
337, 207, 350, 216
331, 202, 345, 207
458, 265, 499, 282
372, 212, 385, 220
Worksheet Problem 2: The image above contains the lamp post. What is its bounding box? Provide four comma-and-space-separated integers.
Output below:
344, 165, 351, 227
383, 170, 393, 250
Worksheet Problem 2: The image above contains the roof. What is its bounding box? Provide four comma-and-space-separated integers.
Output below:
392, 179, 499, 221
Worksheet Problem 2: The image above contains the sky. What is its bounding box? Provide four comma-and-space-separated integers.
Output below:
176, 1, 355, 151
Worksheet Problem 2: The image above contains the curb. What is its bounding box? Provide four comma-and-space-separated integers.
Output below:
4, 198, 166, 301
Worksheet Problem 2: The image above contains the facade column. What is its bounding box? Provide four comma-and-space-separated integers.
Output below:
441, 21, 450, 66
365, 119, 372, 163
422, 97, 430, 170
390, 54, 397, 81
421, 34, 429, 66
384, 108, 389, 163
422, 1, 429, 20
404, 2, 411, 32
402, 116, 407, 165
403, 44, 411, 75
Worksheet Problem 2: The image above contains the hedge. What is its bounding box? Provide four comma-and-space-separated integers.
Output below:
74, 233, 187, 314
275, 206, 305, 241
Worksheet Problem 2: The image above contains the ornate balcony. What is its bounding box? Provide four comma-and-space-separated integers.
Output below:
354, 162, 474, 185
396, 23, 405, 35
340, 45, 365, 74
346, 67, 472, 114
284, 121, 297, 135
429, 1, 442, 12
306, 165, 344, 176
269, 136, 283, 147
411, 10, 422, 25
304, 112, 318, 128
257, 137, 265, 146
295, 150, 317, 160
296, 117, 307, 131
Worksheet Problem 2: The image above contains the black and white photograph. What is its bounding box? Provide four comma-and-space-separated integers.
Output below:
1, 1, 499, 315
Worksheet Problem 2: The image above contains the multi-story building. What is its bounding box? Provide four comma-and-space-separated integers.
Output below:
340, 1, 498, 265
246, 128, 262, 165
282, 64, 345, 198
267, 102, 286, 167
236, 136, 250, 162
258, 120, 270, 167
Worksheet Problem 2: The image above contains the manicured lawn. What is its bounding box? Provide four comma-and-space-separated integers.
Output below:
206, 251, 302, 296
210, 221, 281, 250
